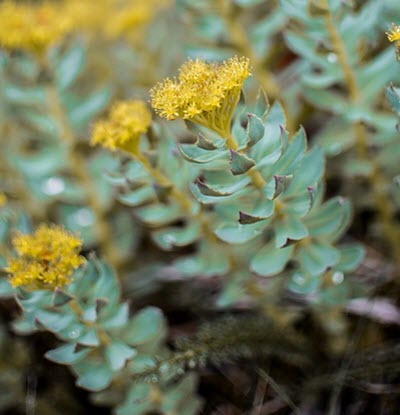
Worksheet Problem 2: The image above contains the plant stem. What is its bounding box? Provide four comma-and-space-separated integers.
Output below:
323, 0, 400, 264
46, 85, 122, 268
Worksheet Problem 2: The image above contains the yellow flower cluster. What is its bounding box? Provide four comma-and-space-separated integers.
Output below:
0, 1, 73, 54
65, 0, 169, 40
6, 224, 84, 290
102, 2, 157, 40
91, 100, 152, 152
386, 23, 400, 42
387, 23, 400, 61
0, 0, 170, 54
150, 56, 251, 137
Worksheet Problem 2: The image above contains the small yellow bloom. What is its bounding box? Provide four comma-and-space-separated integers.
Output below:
6, 224, 84, 290
0, 193, 6, 208
91, 100, 152, 152
0, 1, 73, 54
150, 56, 251, 137
386, 23, 400, 61
64, 0, 170, 41
387, 23, 400, 42
104, 3, 152, 40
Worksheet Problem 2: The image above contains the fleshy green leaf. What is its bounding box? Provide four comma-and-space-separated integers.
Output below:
77, 328, 100, 347
274, 216, 309, 248
215, 222, 265, 243
273, 174, 293, 199
123, 307, 166, 346
105, 341, 136, 372
336, 244, 365, 272
196, 133, 218, 150
306, 196, 346, 236
74, 361, 113, 391
250, 244, 293, 276
246, 113, 265, 147
52, 288, 74, 307
45, 343, 89, 365
56, 42, 86, 90
296, 241, 340, 276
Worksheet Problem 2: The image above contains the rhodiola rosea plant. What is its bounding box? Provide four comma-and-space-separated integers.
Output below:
0, 1, 400, 414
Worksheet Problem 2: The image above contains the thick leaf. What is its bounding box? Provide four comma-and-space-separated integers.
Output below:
336, 244, 365, 272
215, 222, 265, 243
0, 279, 14, 299
238, 200, 274, 224
102, 303, 129, 329
285, 147, 324, 195
296, 241, 340, 276
179, 144, 228, 164
305, 197, 346, 237
52, 288, 74, 307
253, 88, 270, 119
105, 341, 136, 372
152, 222, 201, 250
190, 182, 247, 205
35, 310, 74, 333
74, 361, 113, 391
45, 343, 89, 365
288, 271, 320, 295
274, 216, 309, 247
77, 328, 100, 347
273, 127, 307, 175
56, 42, 86, 90
273, 174, 293, 198
118, 186, 156, 207
250, 244, 293, 276
69, 86, 112, 128
229, 150, 256, 175
246, 113, 265, 147
123, 307, 166, 346
387, 84, 400, 116
136, 203, 184, 226
195, 133, 219, 150
4, 84, 46, 106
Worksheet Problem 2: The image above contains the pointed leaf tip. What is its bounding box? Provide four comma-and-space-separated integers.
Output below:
53, 288, 74, 307
229, 150, 255, 175
273, 174, 293, 198
196, 133, 217, 150
239, 211, 264, 224
246, 113, 265, 147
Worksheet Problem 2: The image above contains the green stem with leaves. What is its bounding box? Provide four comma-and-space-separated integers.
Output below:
323, 0, 400, 265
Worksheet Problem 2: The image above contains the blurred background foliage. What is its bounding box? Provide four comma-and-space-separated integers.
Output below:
0, 0, 400, 414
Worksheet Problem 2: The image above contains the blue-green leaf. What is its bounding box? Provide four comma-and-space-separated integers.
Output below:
56, 42, 86, 90
105, 341, 136, 372
296, 241, 340, 276
45, 343, 89, 365
123, 307, 166, 346
250, 244, 293, 276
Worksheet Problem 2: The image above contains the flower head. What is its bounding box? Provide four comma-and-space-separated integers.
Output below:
386, 23, 400, 61
150, 56, 251, 136
386, 23, 400, 43
104, 3, 153, 39
64, 0, 170, 41
6, 224, 84, 290
0, 1, 73, 54
91, 100, 152, 152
